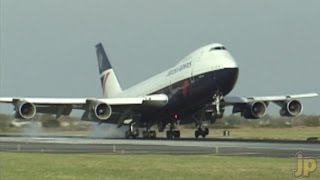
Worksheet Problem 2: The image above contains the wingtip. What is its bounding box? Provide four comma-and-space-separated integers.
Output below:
95, 42, 103, 48
306, 93, 319, 97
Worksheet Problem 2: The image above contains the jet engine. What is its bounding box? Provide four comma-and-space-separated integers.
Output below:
15, 101, 37, 120
92, 102, 112, 121
243, 101, 267, 119
279, 100, 303, 117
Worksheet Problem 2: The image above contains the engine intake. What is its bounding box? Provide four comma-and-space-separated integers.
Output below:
243, 101, 267, 119
280, 100, 303, 117
15, 101, 36, 120
92, 102, 112, 121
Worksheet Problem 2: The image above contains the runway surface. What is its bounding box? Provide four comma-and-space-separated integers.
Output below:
1, 136, 320, 157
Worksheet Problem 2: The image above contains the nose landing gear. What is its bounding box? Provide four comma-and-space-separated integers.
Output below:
193, 93, 224, 139
195, 126, 209, 138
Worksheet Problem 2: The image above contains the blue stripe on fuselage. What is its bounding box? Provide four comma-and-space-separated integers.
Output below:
140, 68, 239, 124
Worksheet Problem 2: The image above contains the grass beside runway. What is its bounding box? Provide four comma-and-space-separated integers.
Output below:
196, 127, 320, 140
1, 152, 319, 180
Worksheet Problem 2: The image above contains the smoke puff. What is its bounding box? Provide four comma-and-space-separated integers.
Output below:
88, 123, 127, 138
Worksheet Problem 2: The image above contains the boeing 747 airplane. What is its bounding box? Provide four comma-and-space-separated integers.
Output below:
0, 43, 318, 139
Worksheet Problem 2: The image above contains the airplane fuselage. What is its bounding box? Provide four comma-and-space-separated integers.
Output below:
117, 43, 239, 125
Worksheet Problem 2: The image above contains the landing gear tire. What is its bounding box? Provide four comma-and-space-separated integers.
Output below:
166, 131, 174, 139
204, 127, 209, 136
195, 127, 209, 139
142, 130, 157, 139
150, 130, 156, 139
195, 130, 199, 139
173, 130, 180, 138
125, 128, 139, 139
166, 130, 180, 139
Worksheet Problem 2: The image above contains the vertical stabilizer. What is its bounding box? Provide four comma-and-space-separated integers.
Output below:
95, 43, 123, 97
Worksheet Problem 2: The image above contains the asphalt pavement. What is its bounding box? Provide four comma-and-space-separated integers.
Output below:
1, 136, 319, 157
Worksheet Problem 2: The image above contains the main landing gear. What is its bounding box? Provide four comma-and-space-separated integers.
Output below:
166, 121, 180, 139
166, 130, 180, 139
142, 123, 157, 139
142, 130, 157, 139
125, 123, 139, 139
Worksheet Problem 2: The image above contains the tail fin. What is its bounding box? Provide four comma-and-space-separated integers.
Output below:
95, 43, 123, 97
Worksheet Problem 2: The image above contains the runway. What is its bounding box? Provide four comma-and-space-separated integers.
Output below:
1, 136, 320, 157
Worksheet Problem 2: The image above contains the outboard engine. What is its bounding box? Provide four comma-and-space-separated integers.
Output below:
15, 101, 36, 120
280, 100, 303, 117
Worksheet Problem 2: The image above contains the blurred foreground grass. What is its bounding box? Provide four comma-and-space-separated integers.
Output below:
2, 152, 318, 180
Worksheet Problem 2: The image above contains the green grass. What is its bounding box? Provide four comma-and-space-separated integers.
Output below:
208, 127, 320, 140
1, 152, 319, 180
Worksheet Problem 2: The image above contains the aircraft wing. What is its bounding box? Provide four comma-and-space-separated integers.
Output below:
0, 94, 168, 106
223, 93, 318, 104
0, 94, 168, 123
222, 93, 318, 118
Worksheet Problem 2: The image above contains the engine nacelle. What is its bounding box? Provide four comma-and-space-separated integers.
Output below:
92, 102, 112, 121
279, 100, 303, 117
243, 101, 267, 119
15, 101, 36, 120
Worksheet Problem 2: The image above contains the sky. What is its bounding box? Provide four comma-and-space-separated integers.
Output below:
0, 0, 319, 115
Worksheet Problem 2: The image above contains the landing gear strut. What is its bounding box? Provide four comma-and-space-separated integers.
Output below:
192, 93, 223, 139
166, 121, 180, 139
193, 113, 210, 139
125, 123, 139, 139
142, 130, 156, 139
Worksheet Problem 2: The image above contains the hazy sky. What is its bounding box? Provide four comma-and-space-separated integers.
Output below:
0, 0, 319, 115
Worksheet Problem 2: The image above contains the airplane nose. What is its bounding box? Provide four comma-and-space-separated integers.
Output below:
215, 67, 239, 95
223, 57, 238, 69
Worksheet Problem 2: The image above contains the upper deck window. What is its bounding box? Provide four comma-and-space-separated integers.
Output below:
209, 46, 226, 51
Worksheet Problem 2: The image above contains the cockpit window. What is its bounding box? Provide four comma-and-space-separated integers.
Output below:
209, 46, 226, 51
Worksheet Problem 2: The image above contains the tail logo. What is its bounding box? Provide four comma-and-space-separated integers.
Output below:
101, 72, 110, 95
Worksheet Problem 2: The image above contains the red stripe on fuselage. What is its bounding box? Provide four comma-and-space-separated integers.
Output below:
181, 79, 190, 97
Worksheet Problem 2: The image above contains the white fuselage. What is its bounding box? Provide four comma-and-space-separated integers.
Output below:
118, 43, 238, 97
